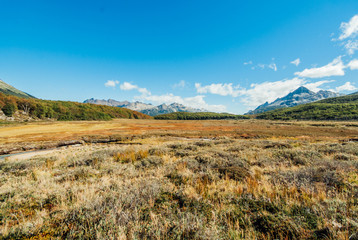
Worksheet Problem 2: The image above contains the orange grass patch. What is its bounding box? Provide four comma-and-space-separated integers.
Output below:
1, 119, 358, 145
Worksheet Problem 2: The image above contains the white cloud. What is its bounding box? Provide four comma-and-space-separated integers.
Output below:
335, 82, 357, 92
243, 61, 253, 65
104, 80, 119, 88
294, 56, 345, 78
339, 15, 358, 40
138, 87, 150, 95
120, 82, 138, 90
348, 59, 358, 70
195, 83, 241, 97
344, 40, 358, 55
304, 80, 334, 92
291, 58, 301, 66
239, 78, 306, 107
257, 64, 265, 69
336, 15, 358, 54
250, 62, 278, 71
136, 93, 226, 112
173, 80, 186, 89
268, 63, 277, 71
119, 82, 150, 95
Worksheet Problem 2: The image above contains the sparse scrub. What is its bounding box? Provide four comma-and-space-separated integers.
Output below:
113, 148, 149, 163
0, 131, 357, 239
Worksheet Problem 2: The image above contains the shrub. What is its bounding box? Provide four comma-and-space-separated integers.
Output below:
2, 101, 17, 116
134, 156, 164, 169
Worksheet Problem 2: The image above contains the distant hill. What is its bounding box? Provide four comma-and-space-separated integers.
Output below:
256, 92, 358, 120
0, 93, 151, 121
84, 98, 206, 116
0, 80, 35, 98
154, 112, 250, 120
246, 86, 340, 115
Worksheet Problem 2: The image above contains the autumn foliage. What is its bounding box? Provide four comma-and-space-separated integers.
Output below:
0, 92, 151, 120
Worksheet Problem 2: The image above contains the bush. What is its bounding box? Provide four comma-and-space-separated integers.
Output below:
134, 156, 164, 169
2, 101, 17, 116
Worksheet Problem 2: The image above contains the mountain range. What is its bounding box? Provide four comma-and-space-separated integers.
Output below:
84, 98, 206, 116
246, 86, 341, 115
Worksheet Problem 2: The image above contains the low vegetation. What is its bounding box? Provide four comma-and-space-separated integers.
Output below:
257, 93, 358, 120
0, 135, 357, 239
154, 112, 250, 120
0, 93, 151, 121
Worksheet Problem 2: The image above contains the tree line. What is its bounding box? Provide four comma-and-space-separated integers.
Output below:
154, 112, 250, 120
0, 93, 151, 120
256, 102, 358, 120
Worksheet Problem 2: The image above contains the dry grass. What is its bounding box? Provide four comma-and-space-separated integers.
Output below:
0, 120, 358, 239
2, 119, 358, 145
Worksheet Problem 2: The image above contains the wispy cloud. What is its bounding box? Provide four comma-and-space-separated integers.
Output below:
335, 15, 358, 54
338, 15, 358, 40
294, 56, 345, 78
255, 63, 277, 71
104, 80, 119, 88
291, 58, 301, 66
173, 80, 186, 89
245, 60, 278, 71
195, 83, 241, 97
268, 63, 277, 71
344, 40, 358, 55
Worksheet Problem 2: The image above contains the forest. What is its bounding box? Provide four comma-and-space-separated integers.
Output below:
0, 92, 151, 121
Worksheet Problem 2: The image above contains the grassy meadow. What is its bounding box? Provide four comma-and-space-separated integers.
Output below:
0, 120, 357, 239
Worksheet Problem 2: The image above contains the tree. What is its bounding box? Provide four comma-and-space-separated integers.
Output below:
2, 100, 17, 116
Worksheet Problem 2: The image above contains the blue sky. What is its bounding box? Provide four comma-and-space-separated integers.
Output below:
1, 0, 358, 113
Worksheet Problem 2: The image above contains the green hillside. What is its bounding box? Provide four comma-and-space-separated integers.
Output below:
0, 92, 152, 120
0, 80, 35, 98
154, 111, 250, 120
256, 92, 358, 120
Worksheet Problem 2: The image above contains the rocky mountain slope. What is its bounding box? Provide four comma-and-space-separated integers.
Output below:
84, 98, 206, 116
246, 86, 340, 115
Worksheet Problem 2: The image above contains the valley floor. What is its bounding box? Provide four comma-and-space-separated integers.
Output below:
0, 119, 357, 239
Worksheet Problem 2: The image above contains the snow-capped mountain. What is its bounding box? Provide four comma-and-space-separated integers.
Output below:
246, 86, 341, 115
